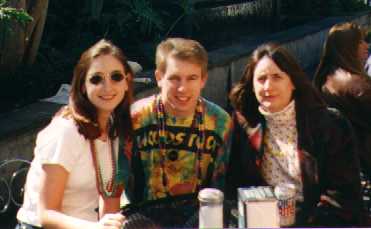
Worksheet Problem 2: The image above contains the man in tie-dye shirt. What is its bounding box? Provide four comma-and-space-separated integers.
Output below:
129, 38, 233, 201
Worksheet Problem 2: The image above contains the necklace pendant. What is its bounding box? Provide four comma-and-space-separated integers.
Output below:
167, 150, 179, 161
106, 181, 112, 192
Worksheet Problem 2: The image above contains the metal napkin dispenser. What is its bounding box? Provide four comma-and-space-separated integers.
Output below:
238, 186, 279, 228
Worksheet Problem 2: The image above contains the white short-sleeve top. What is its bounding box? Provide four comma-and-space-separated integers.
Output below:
17, 117, 118, 227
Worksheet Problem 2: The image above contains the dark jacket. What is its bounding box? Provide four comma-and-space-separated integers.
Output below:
226, 107, 361, 227
321, 73, 371, 177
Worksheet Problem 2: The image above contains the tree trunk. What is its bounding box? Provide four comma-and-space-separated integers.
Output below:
0, 0, 49, 72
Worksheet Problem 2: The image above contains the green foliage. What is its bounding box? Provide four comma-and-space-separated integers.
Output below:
0, 2, 33, 48
83, 0, 200, 43
165, 0, 198, 37
124, 0, 165, 35
2, 0, 370, 113
0, 7, 33, 25
87, 0, 104, 20
85, 0, 165, 39
79, 0, 199, 65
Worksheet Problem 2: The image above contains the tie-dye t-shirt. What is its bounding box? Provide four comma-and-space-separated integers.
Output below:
130, 95, 233, 200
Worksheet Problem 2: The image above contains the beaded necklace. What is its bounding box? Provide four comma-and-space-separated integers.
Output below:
89, 138, 119, 197
155, 95, 205, 195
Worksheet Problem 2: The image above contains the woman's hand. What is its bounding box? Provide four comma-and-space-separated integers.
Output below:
98, 213, 125, 229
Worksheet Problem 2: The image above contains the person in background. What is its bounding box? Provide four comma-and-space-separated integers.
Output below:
16, 39, 133, 229
227, 43, 361, 226
314, 22, 371, 183
129, 38, 233, 202
363, 29, 371, 77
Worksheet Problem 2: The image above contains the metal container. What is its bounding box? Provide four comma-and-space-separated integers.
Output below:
274, 183, 297, 227
238, 186, 279, 228
198, 188, 224, 229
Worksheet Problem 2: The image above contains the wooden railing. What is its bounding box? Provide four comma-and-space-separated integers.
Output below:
190, 0, 281, 43
152, 0, 281, 39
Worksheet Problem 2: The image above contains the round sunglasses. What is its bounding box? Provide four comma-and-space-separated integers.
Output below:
88, 72, 126, 85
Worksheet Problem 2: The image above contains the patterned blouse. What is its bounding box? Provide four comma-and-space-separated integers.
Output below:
259, 100, 303, 201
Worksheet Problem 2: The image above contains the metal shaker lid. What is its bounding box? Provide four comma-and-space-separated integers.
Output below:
198, 188, 224, 203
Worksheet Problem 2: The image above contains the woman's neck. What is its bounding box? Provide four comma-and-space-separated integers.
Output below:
97, 112, 111, 141
259, 100, 296, 124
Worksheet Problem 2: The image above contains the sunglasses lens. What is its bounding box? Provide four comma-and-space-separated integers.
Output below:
111, 73, 125, 82
89, 75, 103, 85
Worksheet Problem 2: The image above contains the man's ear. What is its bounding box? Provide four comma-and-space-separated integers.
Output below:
200, 73, 208, 89
155, 70, 163, 88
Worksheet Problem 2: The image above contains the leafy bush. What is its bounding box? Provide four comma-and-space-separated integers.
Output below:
0, 1, 32, 48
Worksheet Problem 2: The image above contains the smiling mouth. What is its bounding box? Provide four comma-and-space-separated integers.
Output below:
263, 95, 276, 100
175, 96, 191, 102
99, 95, 116, 100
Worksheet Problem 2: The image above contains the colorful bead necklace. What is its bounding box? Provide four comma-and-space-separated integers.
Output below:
89, 138, 119, 197
155, 95, 206, 195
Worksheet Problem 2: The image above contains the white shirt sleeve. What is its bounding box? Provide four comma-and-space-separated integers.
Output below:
35, 117, 86, 172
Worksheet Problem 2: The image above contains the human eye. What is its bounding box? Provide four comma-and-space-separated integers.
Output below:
189, 75, 199, 81
88, 74, 104, 85
272, 74, 282, 80
256, 75, 266, 83
111, 72, 125, 82
168, 75, 180, 82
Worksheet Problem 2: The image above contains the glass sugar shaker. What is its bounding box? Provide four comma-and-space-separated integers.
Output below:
198, 188, 224, 229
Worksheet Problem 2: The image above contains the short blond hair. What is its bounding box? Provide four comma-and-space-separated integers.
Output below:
155, 38, 208, 78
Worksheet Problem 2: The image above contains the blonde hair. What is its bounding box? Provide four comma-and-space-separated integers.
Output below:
156, 38, 208, 78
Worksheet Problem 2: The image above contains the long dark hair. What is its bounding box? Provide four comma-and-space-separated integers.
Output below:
314, 22, 367, 89
230, 43, 326, 127
57, 39, 133, 140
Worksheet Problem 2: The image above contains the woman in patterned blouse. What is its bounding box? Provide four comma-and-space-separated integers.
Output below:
227, 43, 361, 226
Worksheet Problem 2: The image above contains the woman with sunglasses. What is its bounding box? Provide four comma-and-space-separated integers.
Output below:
16, 39, 133, 229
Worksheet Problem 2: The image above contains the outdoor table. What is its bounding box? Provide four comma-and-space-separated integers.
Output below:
121, 194, 238, 229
